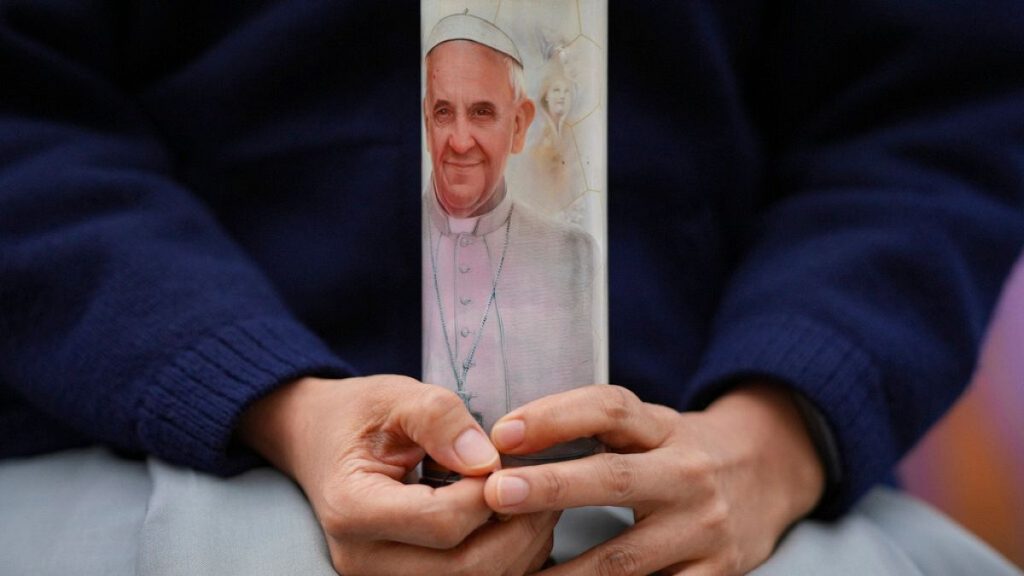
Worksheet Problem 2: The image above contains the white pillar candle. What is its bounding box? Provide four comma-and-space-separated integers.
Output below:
421, 0, 607, 485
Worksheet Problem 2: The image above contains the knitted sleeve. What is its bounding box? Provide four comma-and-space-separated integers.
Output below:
684, 1, 1024, 515
0, 3, 354, 474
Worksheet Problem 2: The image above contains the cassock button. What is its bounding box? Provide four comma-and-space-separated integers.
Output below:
459, 236, 473, 247
460, 297, 472, 305
459, 265, 471, 273
460, 328, 471, 337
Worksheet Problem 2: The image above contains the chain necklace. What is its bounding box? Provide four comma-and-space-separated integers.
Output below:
429, 205, 514, 423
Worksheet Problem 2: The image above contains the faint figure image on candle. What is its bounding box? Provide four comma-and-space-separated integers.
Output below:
421, 14, 598, 478
541, 69, 573, 133
526, 64, 578, 214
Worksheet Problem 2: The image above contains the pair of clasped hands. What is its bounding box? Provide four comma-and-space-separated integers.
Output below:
240, 375, 824, 575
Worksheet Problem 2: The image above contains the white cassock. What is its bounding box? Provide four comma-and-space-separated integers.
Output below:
422, 183, 597, 462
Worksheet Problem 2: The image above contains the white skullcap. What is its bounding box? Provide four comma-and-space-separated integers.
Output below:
425, 12, 522, 66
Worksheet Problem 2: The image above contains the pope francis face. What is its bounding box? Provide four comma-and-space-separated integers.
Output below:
425, 40, 535, 218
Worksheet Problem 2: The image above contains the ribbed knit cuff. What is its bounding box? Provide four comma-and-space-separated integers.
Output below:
137, 318, 355, 475
682, 314, 896, 517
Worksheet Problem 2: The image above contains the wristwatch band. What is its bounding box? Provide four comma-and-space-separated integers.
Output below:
790, 390, 844, 517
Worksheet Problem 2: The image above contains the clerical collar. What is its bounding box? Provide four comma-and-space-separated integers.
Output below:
427, 181, 513, 237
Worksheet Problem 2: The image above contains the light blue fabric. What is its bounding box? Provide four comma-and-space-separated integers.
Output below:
0, 448, 149, 575
751, 487, 1021, 575
0, 448, 1019, 575
137, 459, 336, 576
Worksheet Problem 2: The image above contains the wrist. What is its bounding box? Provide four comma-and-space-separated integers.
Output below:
238, 376, 317, 478
705, 382, 826, 528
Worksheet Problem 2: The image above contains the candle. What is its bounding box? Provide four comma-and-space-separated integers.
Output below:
421, 0, 607, 485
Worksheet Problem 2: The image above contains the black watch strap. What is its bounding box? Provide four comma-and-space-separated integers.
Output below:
790, 390, 843, 516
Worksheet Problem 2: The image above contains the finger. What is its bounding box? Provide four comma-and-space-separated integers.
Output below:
485, 451, 666, 513
395, 384, 500, 476
467, 511, 560, 574
525, 531, 556, 574
539, 520, 698, 576
515, 511, 561, 575
331, 510, 560, 576
654, 560, 703, 576
329, 472, 492, 548
490, 385, 674, 455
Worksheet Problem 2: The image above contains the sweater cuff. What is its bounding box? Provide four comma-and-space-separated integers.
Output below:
682, 314, 896, 517
137, 317, 355, 475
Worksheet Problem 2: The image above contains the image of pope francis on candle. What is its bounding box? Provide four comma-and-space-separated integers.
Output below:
422, 13, 598, 463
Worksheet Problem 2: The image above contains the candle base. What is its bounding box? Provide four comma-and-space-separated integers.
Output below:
419, 438, 601, 487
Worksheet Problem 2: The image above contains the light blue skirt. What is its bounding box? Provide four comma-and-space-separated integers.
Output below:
0, 448, 1018, 575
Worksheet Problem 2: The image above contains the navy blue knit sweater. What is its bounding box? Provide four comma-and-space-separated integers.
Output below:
1, 1, 1022, 516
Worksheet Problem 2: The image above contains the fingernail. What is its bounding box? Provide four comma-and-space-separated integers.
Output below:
497, 476, 530, 507
454, 428, 499, 469
491, 419, 525, 450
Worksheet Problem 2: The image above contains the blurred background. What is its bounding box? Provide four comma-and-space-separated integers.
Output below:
900, 255, 1024, 568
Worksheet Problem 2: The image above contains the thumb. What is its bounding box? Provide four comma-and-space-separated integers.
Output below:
397, 384, 500, 476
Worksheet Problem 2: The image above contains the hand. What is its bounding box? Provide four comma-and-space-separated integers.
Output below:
482, 384, 825, 575
239, 375, 558, 575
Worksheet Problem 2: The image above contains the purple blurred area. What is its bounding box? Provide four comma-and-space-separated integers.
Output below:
901, 253, 1024, 567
